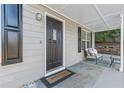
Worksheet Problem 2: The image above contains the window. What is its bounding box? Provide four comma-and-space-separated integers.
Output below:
81, 30, 86, 49
1, 4, 22, 65
81, 30, 92, 49
78, 27, 81, 53
87, 32, 92, 48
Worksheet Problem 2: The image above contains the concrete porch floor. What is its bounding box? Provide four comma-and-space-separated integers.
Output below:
21, 62, 124, 88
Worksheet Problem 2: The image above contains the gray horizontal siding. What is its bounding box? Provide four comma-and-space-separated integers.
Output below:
0, 4, 88, 87
0, 4, 45, 87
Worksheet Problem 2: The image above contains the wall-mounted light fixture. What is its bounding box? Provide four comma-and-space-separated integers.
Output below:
35, 13, 42, 21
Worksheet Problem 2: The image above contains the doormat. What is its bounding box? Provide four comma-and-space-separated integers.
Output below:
40, 69, 75, 88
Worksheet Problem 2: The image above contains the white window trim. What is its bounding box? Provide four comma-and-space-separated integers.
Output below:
81, 30, 92, 49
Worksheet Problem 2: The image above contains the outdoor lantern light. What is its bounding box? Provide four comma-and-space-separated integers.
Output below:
36, 13, 42, 21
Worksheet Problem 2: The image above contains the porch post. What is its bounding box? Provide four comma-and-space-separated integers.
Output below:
120, 14, 124, 72
0, 5, 1, 64
92, 32, 95, 49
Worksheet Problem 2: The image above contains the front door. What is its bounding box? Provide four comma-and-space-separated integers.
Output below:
46, 16, 63, 71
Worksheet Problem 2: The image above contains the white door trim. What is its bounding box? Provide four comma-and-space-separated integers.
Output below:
44, 12, 66, 77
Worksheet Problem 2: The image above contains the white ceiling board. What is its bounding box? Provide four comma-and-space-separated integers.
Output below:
60, 5, 83, 22
46, 4, 100, 24
46, 4, 67, 12
86, 14, 121, 31
96, 4, 124, 16
87, 23, 107, 32
85, 18, 105, 26
105, 17, 120, 27
45, 4, 122, 32
61, 4, 100, 23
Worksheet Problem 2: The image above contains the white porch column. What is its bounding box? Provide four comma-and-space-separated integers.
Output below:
92, 32, 95, 49
0, 5, 1, 64
120, 14, 124, 72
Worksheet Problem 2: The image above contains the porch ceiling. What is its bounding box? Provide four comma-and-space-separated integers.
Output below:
45, 4, 123, 32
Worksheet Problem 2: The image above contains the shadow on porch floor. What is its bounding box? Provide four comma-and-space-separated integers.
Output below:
85, 54, 120, 71
21, 62, 123, 88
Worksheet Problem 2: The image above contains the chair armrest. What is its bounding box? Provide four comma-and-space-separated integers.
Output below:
95, 54, 103, 58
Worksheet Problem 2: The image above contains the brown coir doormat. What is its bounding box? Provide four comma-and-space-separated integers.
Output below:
41, 69, 75, 88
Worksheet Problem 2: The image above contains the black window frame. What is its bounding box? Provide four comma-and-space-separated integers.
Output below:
1, 4, 23, 66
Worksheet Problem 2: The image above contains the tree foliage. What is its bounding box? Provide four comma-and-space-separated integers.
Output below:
95, 29, 120, 43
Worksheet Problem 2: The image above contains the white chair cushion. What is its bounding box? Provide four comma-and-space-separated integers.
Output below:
87, 48, 102, 57
88, 48, 95, 56
92, 49, 98, 55
85, 49, 90, 56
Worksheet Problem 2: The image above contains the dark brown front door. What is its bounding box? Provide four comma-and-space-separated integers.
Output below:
46, 16, 63, 71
